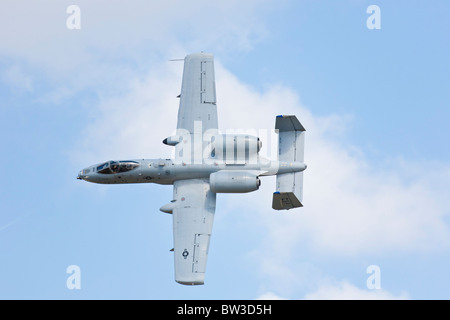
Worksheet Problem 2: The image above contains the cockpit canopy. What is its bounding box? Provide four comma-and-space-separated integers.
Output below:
97, 161, 140, 174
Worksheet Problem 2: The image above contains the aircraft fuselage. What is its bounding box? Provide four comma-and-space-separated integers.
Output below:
77, 158, 306, 185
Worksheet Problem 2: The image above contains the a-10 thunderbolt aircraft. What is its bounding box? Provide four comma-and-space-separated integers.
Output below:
77, 53, 307, 285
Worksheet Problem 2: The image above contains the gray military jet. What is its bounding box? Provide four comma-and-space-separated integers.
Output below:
77, 53, 307, 285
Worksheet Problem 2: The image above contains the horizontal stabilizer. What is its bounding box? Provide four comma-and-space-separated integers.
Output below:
274, 115, 306, 210
272, 192, 303, 210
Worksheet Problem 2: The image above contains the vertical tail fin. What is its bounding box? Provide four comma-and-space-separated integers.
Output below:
272, 115, 306, 210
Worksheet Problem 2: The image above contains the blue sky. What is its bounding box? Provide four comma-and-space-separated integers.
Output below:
1, 0, 449, 299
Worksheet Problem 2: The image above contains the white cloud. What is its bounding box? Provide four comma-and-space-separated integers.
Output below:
1, 64, 33, 92
215, 64, 450, 257
303, 281, 409, 300
256, 281, 409, 300
0, 1, 271, 74
218, 71, 450, 296
70, 59, 182, 165
255, 292, 287, 300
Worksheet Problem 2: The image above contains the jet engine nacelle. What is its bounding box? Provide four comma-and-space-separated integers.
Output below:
210, 171, 261, 193
208, 134, 262, 160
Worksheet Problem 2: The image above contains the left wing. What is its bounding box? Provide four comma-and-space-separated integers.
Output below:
174, 53, 219, 164
172, 179, 216, 285
176, 53, 218, 135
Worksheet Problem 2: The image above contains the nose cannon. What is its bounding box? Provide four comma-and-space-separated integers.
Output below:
77, 169, 90, 181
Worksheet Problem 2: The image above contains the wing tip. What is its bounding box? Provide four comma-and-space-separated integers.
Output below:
185, 52, 214, 61
175, 276, 205, 286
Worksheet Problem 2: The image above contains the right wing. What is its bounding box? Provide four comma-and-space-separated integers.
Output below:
172, 179, 216, 285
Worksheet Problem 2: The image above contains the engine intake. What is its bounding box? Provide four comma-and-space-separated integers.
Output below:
163, 135, 182, 146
